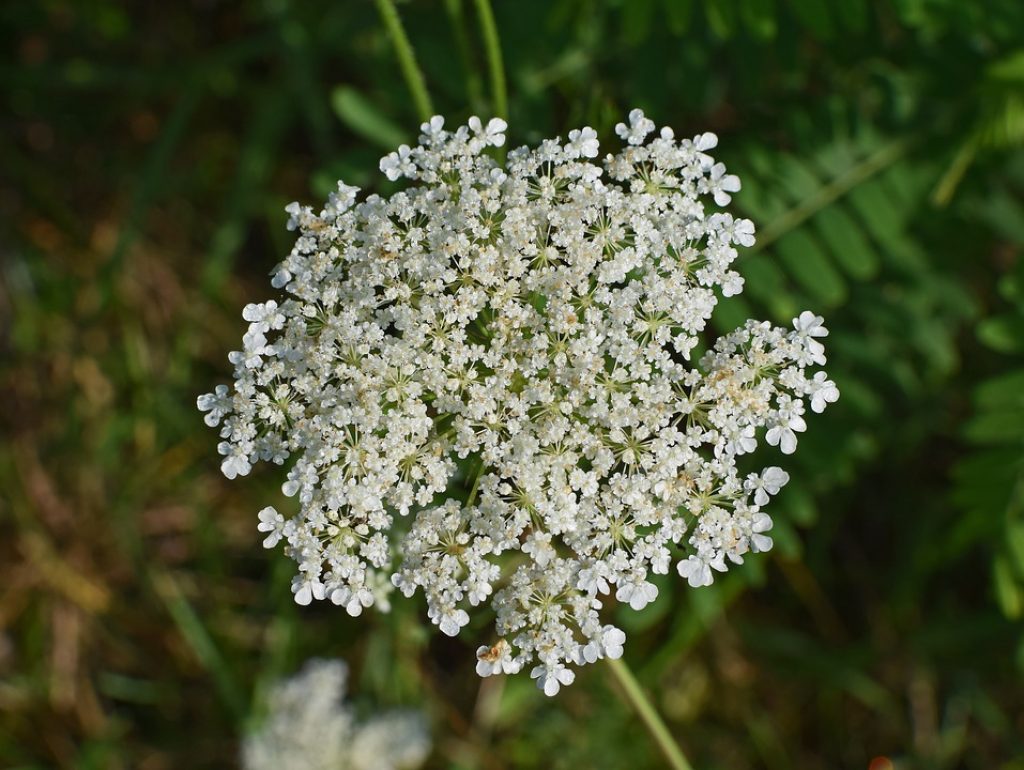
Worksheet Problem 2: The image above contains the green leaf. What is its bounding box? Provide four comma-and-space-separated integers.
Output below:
964, 409, 1024, 444
968, 189, 1024, 245
975, 370, 1024, 411
775, 155, 823, 202
775, 230, 847, 307
771, 516, 801, 558
622, 0, 656, 44
662, 0, 693, 34
739, 0, 777, 39
978, 314, 1024, 354
330, 86, 409, 149
845, 183, 927, 273
786, 0, 834, 40
1007, 520, 1024, 573
829, 371, 883, 419
780, 479, 817, 526
994, 555, 1023, 619
704, 0, 738, 39
741, 254, 800, 320
832, 0, 868, 32
812, 206, 879, 280
988, 49, 1024, 82
712, 291, 755, 333
734, 169, 787, 222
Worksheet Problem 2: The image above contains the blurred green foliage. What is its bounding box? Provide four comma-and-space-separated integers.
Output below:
2, 0, 1024, 768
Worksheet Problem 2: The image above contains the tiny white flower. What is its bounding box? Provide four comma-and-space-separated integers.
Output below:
284, 201, 306, 231
709, 162, 742, 205
745, 466, 790, 506
694, 132, 718, 151
808, 371, 840, 414
324, 181, 360, 217
420, 114, 445, 139
197, 384, 231, 427
750, 511, 774, 552
793, 310, 828, 338
599, 625, 626, 659
257, 506, 285, 548
615, 108, 655, 145
468, 116, 507, 147
218, 442, 251, 479
566, 126, 599, 158
766, 422, 799, 454
522, 531, 555, 567
530, 663, 575, 697
379, 144, 415, 181
616, 579, 658, 611
793, 310, 829, 363
437, 607, 470, 637
677, 554, 725, 587
292, 573, 326, 606
577, 565, 610, 595
243, 300, 285, 333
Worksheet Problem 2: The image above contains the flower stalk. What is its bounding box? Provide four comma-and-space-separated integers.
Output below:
606, 657, 693, 770
374, 0, 434, 123
472, 0, 507, 120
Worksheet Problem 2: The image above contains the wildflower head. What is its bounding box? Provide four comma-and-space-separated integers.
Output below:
200, 110, 837, 695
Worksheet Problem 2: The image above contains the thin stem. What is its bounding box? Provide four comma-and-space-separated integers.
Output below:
472, 0, 507, 120
931, 137, 977, 207
374, 0, 434, 123
606, 657, 693, 770
465, 459, 486, 507
443, 0, 485, 111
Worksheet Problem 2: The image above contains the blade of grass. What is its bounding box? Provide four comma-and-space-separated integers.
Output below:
279, 24, 336, 158
374, 0, 434, 123
606, 656, 693, 770
101, 83, 202, 307
472, 0, 507, 120
200, 86, 291, 296
443, 0, 485, 111
152, 570, 246, 722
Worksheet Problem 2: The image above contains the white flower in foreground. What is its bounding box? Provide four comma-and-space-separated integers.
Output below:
615, 108, 656, 145
745, 467, 790, 507
257, 506, 285, 548
201, 111, 837, 696
241, 658, 430, 770
531, 662, 576, 697
808, 371, 840, 414
468, 115, 508, 148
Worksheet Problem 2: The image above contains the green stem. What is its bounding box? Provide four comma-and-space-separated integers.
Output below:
472, 0, 507, 120
931, 137, 978, 207
374, 0, 434, 123
466, 459, 486, 507
606, 657, 693, 770
443, 0, 485, 110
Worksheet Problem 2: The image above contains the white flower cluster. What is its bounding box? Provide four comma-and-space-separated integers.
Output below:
200, 110, 838, 696
241, 658, 430, 770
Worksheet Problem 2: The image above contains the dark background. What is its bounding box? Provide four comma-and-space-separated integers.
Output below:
2, 1, 1024, 767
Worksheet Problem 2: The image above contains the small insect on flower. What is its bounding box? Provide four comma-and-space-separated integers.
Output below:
199, 111, 837, 695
